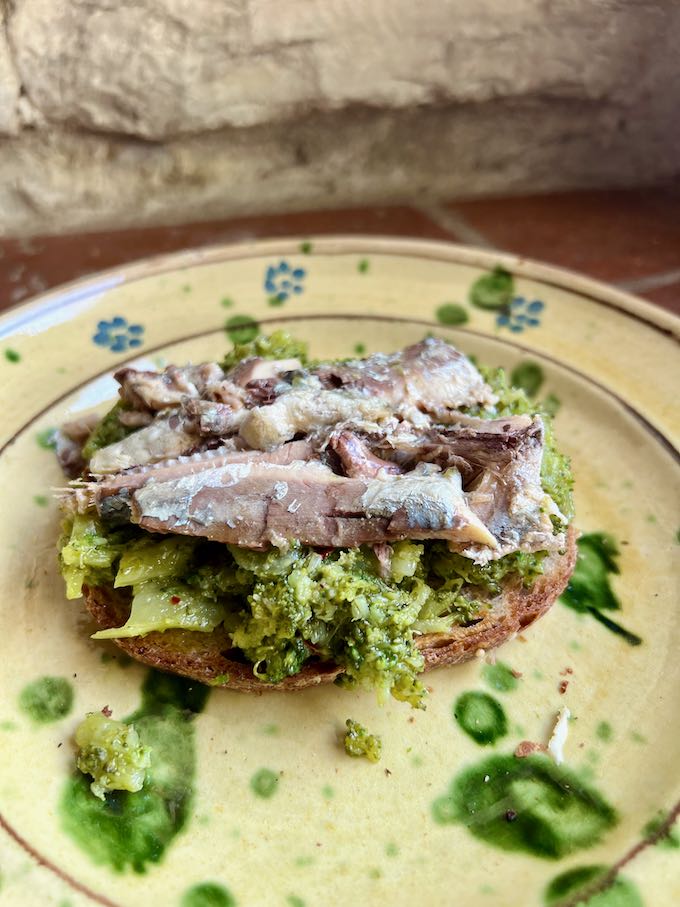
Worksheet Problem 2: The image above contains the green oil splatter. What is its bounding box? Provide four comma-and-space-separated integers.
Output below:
220, 297, 234, 308
436, 303, 468, 326
596, 721, 613, 743
294, 855, 314, 867
510, 361, 544, 397
411, 754, 424, 767
432, 754, 617, 859
453, 692, 507, 745
19, 677, 73, 723
354, 343, 366, 355
533, 669, 545, 681
481, 662, 519, 693
60, 671, 209, 872
33, 494, 49, 507
36, 427, 57, 450
261, 723, 279, 736
357, 258, 370, 274
181, 882, 236, 907
643, 810, 680, 849
225, 315, 259, 345
0, 720, 17, 731
182, 284, 192, 294
386, 841, 399, 857
268, 296, 285, 307
469, 266, 514, 310
561, 533, 642, 646
299, 241, 313, 254
4, 348, 21, 363
250, 768, 279, 799
544, 865, 642, 906
646, 514, 657, 524
630, 730, 646, 744
569, 640, 582, 652
321, 785, 334, 800
287, 896, 305, 907
368, 868, 382, 879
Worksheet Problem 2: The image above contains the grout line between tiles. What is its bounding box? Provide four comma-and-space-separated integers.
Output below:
416, 203, 496, 249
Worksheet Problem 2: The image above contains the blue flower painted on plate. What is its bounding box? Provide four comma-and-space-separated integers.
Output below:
496, 297, 544, 333
92, 317, 145, 352
264, 260, 306, 305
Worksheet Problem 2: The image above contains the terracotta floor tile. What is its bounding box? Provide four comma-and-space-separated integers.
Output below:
0, 206, 455, 313
448, 189, 680, 283
639, 281, 680, 315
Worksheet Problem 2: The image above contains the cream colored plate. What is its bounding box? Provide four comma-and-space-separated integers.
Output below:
0, 238, 678, 907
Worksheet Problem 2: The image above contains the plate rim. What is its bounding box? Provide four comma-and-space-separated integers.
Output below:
0, 235, 678, 340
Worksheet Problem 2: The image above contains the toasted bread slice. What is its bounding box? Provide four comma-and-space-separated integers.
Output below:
83, 527, 576, 692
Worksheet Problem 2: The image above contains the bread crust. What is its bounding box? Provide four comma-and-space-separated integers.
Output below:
83, 526, 577, 692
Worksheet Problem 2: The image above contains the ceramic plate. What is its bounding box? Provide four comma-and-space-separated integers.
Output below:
0, 237, 678, 907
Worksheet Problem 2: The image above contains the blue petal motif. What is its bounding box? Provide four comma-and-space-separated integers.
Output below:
262, 259, 306, 304
496, 295, 544, 333
91, 316, 146, 352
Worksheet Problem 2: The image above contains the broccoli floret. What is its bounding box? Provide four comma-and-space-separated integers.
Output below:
221, 330, 309, 372
343, 719, 382, 763
75, 713, 151, 801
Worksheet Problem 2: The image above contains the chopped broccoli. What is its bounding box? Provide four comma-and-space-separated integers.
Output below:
81, 402, 135, 463
221, 330, 309, 372
75, 712, 151, 801
343, 719, 382, 763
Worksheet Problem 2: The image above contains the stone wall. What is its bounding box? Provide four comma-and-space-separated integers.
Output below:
1, 0, 679, 236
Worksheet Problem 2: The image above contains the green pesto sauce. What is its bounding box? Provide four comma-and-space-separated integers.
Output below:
299, 241, 313, 254
481, 662, 519, 693
510, 361, 544, 397
33, 494, 49, 507
60, 671, 209, 873
596, 721, 613, 743
544, 865, 643, 906
453, 692, 507, 745
250, 768, 279, 799
432, 754, 617, 859
643, 810, 680, 849
4, 348, 21, 363
357, 258, 370, 273
386, 842, 399, 857
181, 882, 236, 907
561, 533, 642, 646
287, 896, 305, 907
19, 676, 73, 723
321, 785, 334, 799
